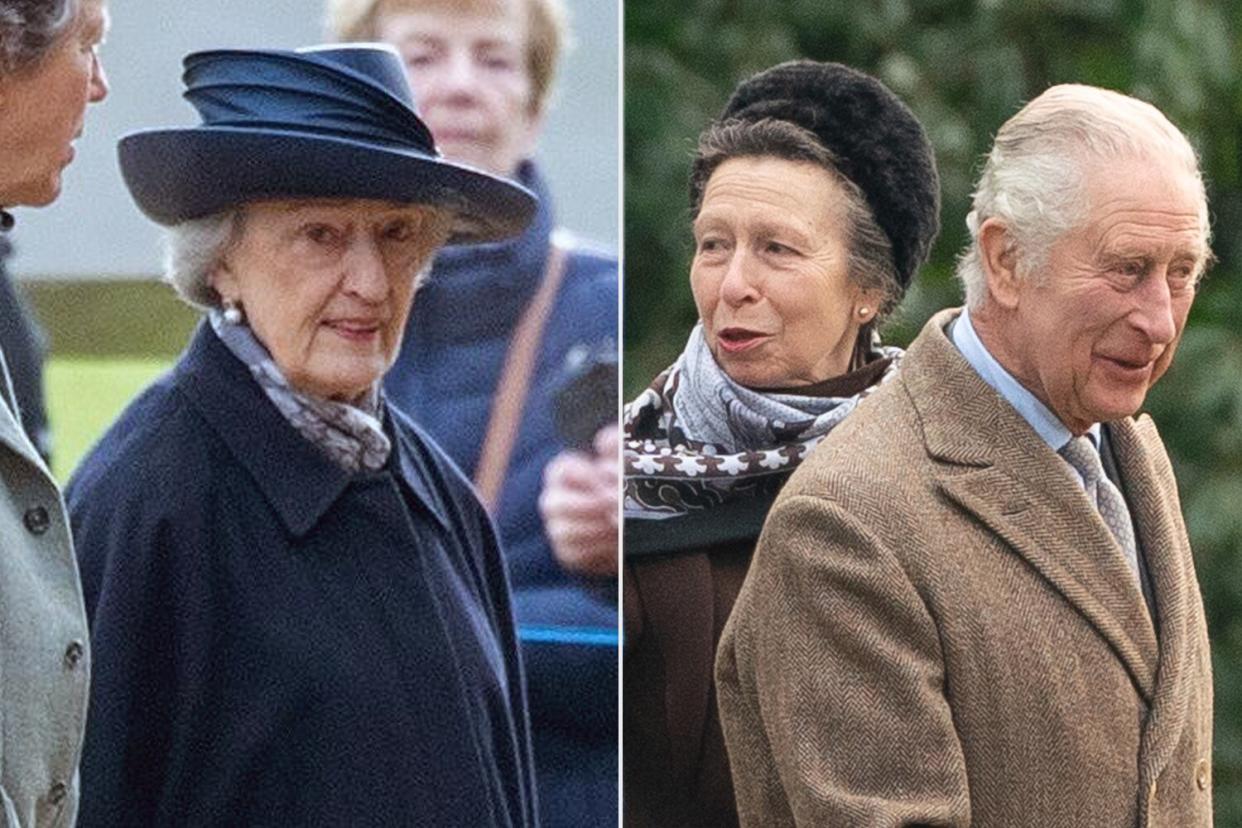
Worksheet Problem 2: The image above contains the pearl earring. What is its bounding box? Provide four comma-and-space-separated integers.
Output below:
857, 307, 871, 319
223, 300, 243, 325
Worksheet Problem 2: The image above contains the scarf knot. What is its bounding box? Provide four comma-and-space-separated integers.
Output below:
623, 324, 901, 519
210, 312, 391, 473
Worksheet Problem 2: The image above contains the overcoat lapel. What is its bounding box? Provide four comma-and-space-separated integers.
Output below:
1110, 417, 1195, 790
0, 347, 50, 474
0, 399, 38, 464
904, 310, 1159, 699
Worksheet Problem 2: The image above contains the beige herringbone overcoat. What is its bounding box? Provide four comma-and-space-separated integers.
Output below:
716, 309, 1213, 827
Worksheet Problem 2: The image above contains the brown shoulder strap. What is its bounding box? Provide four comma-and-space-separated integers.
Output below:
473, 237, 570, 512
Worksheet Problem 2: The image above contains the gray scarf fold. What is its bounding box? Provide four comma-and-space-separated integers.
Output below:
623, 323, 901, 519
210, 312, 391, 473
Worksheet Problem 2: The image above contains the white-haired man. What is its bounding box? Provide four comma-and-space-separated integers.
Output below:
716, 84, 1214, 827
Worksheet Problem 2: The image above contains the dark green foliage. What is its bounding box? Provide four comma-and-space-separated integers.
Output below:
27, 280, 198, 358
625, 1, 1241, 820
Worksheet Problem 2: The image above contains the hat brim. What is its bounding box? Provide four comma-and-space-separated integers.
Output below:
118, 127, 537, 244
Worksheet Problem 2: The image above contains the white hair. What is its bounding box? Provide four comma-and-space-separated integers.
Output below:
955, 84, 1210, 310
162, 209, 245, 310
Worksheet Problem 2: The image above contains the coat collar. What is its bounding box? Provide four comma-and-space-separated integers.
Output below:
904, 308, 1170, 700
0, 346, 50, 475
173, 321, 451, 538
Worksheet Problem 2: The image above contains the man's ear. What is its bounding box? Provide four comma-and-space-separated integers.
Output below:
977, 217, 1022, 310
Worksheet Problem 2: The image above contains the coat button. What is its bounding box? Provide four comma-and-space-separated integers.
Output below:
64, 640, 84, 670
23, 505, 49, 535
1196, 758, 1210, 791
47, 781, 67, 806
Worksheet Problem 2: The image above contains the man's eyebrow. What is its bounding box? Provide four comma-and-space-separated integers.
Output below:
1097, 250, 1150, 263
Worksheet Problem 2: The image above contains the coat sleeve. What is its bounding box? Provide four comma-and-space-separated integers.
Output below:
715, 493, 971, 827
68, 468, 212, 827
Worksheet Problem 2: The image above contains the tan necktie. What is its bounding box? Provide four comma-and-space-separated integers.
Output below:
1060, 435, 1140, 582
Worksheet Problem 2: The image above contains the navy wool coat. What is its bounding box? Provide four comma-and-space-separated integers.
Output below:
66, 323, 537, 827
385, 162, 617, 826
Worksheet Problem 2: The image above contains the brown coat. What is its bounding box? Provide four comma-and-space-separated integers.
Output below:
716, 309, 1214, 828
624, 542, 750, 828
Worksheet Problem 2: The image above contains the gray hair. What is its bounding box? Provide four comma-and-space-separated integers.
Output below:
955, 84, 1211, 310
162, 209, 246, 310
0, 0, 78, 76
690, 117, 903, 322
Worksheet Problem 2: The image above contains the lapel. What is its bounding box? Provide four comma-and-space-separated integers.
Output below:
174, 321, 452, 538
905, 309, 1159, 701
1111, 417, 1196, 786
0, 346, 52, 475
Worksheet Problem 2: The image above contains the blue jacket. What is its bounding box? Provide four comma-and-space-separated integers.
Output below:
384, 162, 617, 826
67, 323, 537, 827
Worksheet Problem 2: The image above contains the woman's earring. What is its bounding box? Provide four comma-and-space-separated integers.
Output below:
223, 300, 244, 325
857, 306, 871, 320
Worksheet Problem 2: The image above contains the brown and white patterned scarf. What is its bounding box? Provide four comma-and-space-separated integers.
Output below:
624, 324, 901, 519
210, 311, 391, 473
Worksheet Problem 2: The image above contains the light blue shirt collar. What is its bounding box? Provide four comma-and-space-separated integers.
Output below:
951, 307, 1100, 452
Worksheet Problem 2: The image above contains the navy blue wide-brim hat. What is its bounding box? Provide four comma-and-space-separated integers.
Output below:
118, 45, 537, 244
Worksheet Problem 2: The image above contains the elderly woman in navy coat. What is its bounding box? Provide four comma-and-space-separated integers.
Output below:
66, 45, 539, 827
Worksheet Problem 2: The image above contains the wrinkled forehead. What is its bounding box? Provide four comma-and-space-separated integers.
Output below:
1079, 163, 1209, 255
1087, 153, 1208, 250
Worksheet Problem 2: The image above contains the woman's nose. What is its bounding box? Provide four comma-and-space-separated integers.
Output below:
343, 238, 390, 301
719, 251, 759, 306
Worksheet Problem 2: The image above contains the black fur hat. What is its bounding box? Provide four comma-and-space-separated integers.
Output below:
713, 60, 940, 293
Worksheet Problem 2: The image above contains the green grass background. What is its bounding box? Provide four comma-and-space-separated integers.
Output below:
46, 357, 171, 482
27, 279, 196, 482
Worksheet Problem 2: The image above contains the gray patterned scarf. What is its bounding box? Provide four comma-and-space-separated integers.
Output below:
624, 324, 901, 519
209, 311, 391, 473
